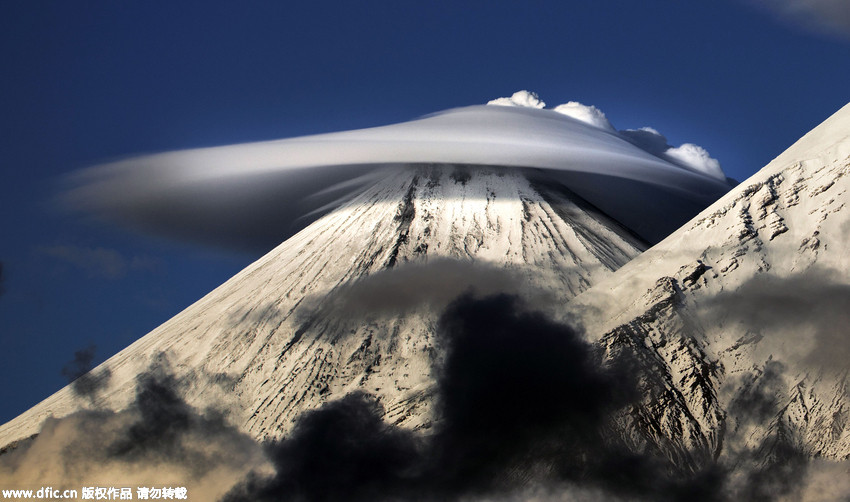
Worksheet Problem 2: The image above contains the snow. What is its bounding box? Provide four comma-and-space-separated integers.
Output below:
1, 166, 645, 446
4, 99, 850, 483
568, 101, 850, 462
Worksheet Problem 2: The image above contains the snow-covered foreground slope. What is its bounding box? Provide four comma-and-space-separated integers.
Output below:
0, 166, 645, 446
568, 102, 850, 467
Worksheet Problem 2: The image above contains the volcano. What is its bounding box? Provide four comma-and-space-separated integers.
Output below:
2, 97, 849, 501
1, 164, 648, 445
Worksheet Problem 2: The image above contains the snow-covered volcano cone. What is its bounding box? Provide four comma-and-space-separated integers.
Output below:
0, 165, 646, 446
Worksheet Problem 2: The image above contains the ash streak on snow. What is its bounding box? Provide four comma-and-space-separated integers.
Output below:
60, 94, 732, 250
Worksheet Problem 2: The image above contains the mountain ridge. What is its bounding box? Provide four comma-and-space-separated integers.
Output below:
568, 102, 850, 467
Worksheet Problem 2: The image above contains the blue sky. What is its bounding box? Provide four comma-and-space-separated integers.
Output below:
0, 1, 848, 423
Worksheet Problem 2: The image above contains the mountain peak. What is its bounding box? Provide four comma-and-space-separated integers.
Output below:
0, 165, 645, 446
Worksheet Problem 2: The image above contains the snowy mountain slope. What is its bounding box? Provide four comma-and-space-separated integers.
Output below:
568, 102, 850, 465
0, 165, 646, 447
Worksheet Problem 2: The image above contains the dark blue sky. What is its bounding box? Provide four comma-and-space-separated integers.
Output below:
0, 1, 848, 423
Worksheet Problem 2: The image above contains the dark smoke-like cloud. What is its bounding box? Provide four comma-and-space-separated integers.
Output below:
727, 360, 788, 427
428, 294, 635, 492
704, 268, 850, 373
223, 392, 422, 502
723, 360, 811, 501
307, 259, 556, 320
5, 293, 850, 501
226, 294, 734, 501
0, 356, 266, 500
61, 345, 112, 404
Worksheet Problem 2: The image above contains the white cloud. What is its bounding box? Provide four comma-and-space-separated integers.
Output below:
619, 127, 725, 181
62, 96, 733, 248
663, 143, 725, 180
552, 101, 615, 131
487, 90, 546, 109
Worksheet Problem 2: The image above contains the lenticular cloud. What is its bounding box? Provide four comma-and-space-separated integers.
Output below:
62, 92, 734, 251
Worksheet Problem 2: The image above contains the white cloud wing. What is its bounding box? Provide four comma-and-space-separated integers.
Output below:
62, 100, 734, 250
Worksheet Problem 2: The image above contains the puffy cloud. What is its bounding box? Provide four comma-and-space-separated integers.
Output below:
552, 101, 615, 131
663, 143, 725, 180
620, 127, 725, 181
486, 90, 546, 108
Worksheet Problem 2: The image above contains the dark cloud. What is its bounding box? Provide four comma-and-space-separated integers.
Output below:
724, 360, 810, 501
704, 268, 850, 372
227, 294, 731, 501
228, 293, 850, 501
223, 392, 422, 502
0, 356, 265, 500
310, 259, 555, 320
428, 293, 635, 492
6, 292, 849, 500
61, 345, 112, 404
727, 360, 788, 427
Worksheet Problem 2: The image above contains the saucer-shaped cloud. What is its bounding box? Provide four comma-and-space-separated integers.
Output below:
62, 96, 734, 251
619, 127, 669, 156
